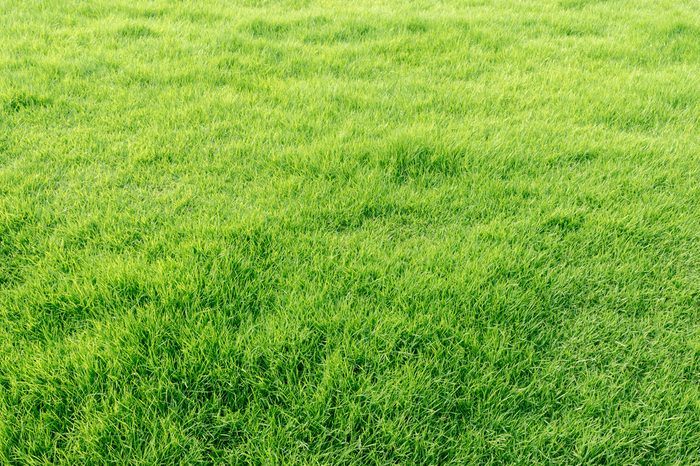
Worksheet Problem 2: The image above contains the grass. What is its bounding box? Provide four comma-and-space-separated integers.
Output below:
1, 0, 699, 463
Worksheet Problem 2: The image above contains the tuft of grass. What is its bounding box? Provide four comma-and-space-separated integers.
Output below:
1, 0, 699, 464
4, 93, 52, 113
116, 24, 159, 39
385, 140, 463, 183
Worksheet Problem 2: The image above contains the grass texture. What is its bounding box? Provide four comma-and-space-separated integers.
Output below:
1, 0, 700, 463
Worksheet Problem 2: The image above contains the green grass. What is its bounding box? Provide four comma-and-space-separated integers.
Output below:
1, 0, 699, 463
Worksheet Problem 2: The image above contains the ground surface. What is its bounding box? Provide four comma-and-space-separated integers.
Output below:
1, 0, 699, 463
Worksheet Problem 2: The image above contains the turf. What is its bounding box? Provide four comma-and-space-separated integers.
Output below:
1, 0, 699, 463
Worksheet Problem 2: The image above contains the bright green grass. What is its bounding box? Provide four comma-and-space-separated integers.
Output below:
1, 0, 699, 463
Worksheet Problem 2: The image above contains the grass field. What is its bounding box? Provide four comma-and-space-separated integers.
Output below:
1, 0, 700, 463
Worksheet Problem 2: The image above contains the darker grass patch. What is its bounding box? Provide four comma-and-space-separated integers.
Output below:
540, 212, 585, 235
403, 20, 429, 34
77, 60, 121, 79
665, 22, 700, 40
549, 149, 599, 167
0, 223, 23, 289
559, 0, 614, 9
133, 148, 177, 166
217, 35, 245, 54
16, 224, 281, 343
16, 270, 157, 344
175, 224, 282, 321
659, 22, 700, 62
328, 23, 377, 43
667, 90, 699, 112
0, 262, 21, 290
127, 6, 167, 20
566, 150, 598, 164
383, 139, 464, 184
245, 19, 290, 39
116, 24, 159, 39
0, 136, 9, 156
302, 20, 377, 44
0, 213, 33, 288
4, 93, 52, 113
320, 201, 420, 233
555, 23, 601, 37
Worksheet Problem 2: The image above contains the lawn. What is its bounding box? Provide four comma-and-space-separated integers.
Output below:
1, 0, 699, 463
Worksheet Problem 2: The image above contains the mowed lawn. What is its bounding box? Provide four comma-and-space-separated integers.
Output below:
1, 0, 699, 463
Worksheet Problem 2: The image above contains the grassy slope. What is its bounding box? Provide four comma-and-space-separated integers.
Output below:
1, 0, 699, 463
